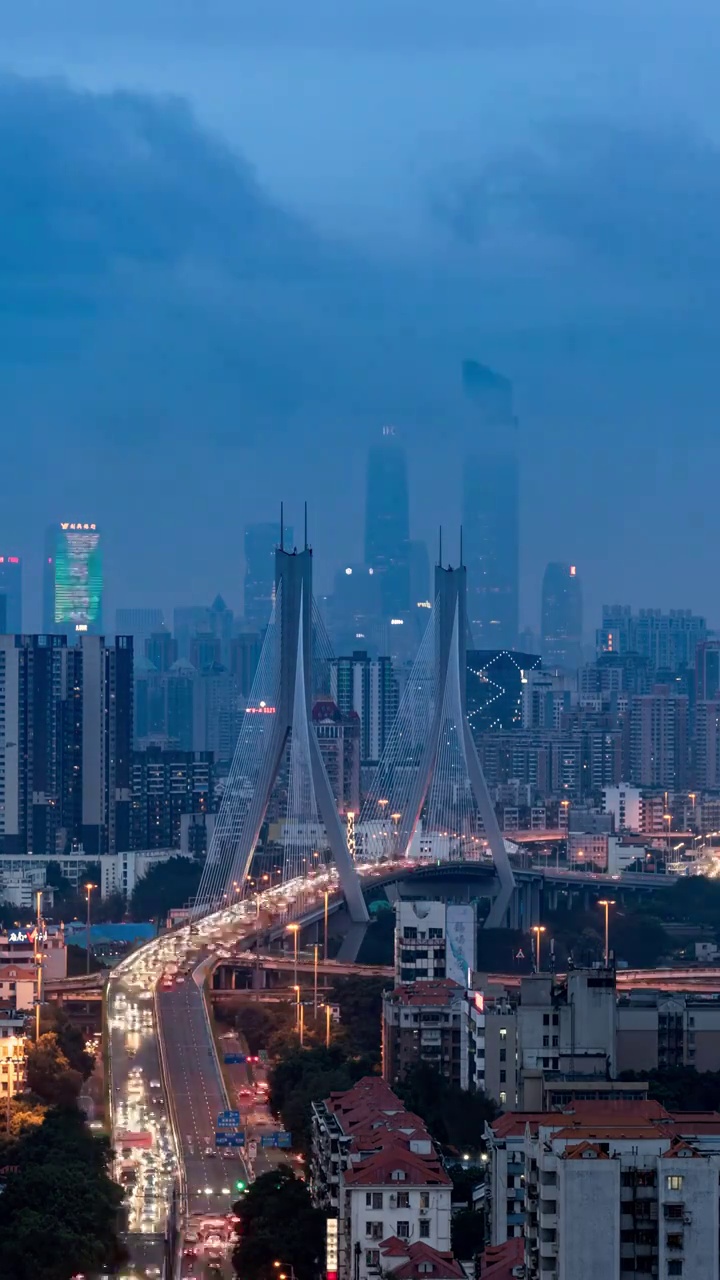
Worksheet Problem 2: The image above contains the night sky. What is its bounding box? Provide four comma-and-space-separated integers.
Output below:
2, 0, 720, 632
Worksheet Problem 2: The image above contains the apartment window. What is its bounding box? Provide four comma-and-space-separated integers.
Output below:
665, 1205, 683, 1220
543, 1014, 550, 1026
499, 1028, 507, 1041
365, 1251, 380, 1269
542, 1035, 549, 1047
552, 1014, 559, 1027
396, 1192, 410, 1208
366, 1193, 383, 1209
500, 1048, 506, 1062
667, 1176, 684, 1192
366, 1223, 383, 1240
500, 1091, 507, 1105
552, 1036, 558, 1047
420, 1193, 430, 1209
391, 1170, 406, 1181
666, 1234, 684, 1251
419, 1220, 430, 1239
397, 1222, 410, 1239
668, 1263, 683, 1277
500, 1070, 506, 1083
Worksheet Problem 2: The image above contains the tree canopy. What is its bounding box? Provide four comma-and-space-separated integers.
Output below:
233, 1164, 324, 1280
0, 1106, 125, 1280
268, 1043, 378, 1154
396, 1061, 498, 1153
129, 854, 203, 922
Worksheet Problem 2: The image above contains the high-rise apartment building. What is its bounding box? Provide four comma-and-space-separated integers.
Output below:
364, 427, 411, 619
0, 633, 132, 857
312, 699, 360, 815
331, 650, 399, 762
630, 686, 689, 790
243, 522, 293, 630
541, 562, 583, 669
462, 361, 519, 650
394, 900, 477, 986
0, 557, 22, 632
693, 700, 720, 790
43, 522, 102, 636
598, 606, 707, 670
130, 748, 214, 850
696, 639, 720, 701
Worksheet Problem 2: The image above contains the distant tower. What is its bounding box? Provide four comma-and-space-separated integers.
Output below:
0, 556, 22, 632
364, 427, 411, 619
462, 362, 519, 650
541, 562, 583, 670
43, 522, 102, 636
244, 521, 293, 629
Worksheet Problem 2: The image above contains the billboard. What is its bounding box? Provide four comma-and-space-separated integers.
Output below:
446, 904, 477, 987
52, 522, 102, 631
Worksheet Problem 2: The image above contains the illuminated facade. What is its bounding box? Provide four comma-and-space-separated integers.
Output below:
541, 561, 583, 670
43, 522, 102, 635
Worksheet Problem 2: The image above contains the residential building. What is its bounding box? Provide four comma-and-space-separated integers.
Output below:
0, 633, 133, 858
0, 1021, 27, 1101
331, 651, 399, 763
630, 687, 688, 791
603, 784, 642, 833
382, 979, 485, 1092
312, 699, 360, 815
541, 563, 583, 671
598, 605, 707, 670
693, 701, 720, 790
462, 361, 519, 650
616, 990, 720, 1073
0, 925, 67, 981
99, 846, 196, 901
0, 964, 34, 1010
488, 1100, 720, 1279
130, 748, 214, 850
696, 640, 720, 702
114, 608, 164, 648
394, 901, 477, 987
310, 1078, 454, 1280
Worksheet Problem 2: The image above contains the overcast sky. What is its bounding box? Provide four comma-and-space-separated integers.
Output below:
2, 0, 720, 632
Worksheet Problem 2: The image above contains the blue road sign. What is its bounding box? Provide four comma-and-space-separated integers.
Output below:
227, 1132, 245, 1147
215, 1133, 230, 1147
224, 1053, 246, 1065
217, 1110, 241, 1129
261, 1131, 293, 1149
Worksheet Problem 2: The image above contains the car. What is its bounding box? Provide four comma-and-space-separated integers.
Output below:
145, 1267, 161, 1277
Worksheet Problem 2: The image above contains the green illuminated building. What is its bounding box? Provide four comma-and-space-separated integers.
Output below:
43, 522, 103, 635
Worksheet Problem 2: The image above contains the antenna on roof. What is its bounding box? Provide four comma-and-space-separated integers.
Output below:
304, 501, 308, 551
280, 503, 284, 552
459, 525, 463, 567
438, 526, 442, 568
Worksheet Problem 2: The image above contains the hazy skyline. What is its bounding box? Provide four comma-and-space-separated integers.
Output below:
2, 0, 720, 631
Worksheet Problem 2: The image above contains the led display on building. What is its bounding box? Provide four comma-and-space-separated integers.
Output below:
52, 522, 102, 631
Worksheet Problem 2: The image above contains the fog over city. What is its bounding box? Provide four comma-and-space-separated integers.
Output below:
2, 0, 720, 625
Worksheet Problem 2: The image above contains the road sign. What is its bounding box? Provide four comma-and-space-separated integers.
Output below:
224, 1053, 246, 1065
248, 1140, 257, 1159
227, 1132, 245, 1147
215, 1133, 230, 1147
217, 1110, 241, 1129
261, 1131, 293, 1149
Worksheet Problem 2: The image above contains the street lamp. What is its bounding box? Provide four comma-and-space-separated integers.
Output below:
84, 883, 96, 976
34, 889, 43, 1042
531, 925, 546, 972
313, 943, 320, 1019
287, 922, 300, 988
323, 1002, 332, 1049
293, 984, 301, 1031
323, 889, 329, 966
598, 899, 616, 967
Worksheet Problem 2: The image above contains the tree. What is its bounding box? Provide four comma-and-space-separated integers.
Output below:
40, 1006, 94, 1080
396, 1062, 498, 1152
66, 942, 106, 977
329, 975, 386, 1060
233, 1164, 324, 1280
0, 1106, 126, 1280
268, 1043, 378, 1155
25, 1034, 83, 1107
130, 855, 202, 922
452, 1208, 486, 1260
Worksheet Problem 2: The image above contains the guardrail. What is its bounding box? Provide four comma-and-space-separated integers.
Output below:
153, 981, 186, 1278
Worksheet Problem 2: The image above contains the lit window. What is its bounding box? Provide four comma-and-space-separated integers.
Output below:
667, 1175, 684, 1191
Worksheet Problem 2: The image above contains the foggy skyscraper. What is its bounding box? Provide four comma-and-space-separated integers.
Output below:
541, 562, 583, 670
364, 426, 410, 618
244, 520, 293, 629
461, 362, 519, 650
0, 556, 22, 632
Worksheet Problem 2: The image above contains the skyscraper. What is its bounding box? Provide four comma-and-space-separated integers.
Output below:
462, 361, 519, 649
0, 557, 22, 632
43, 521, 102, 636
0, 632, 132, 856
244, 521, 293, 629
364, 427, 410, 619
115, 608, 164, 648
541, 562, 583, 670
